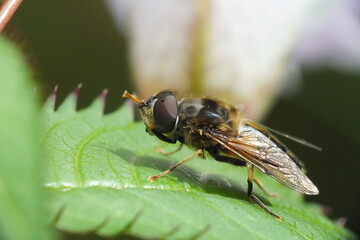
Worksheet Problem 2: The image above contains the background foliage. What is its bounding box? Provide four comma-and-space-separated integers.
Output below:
0, 37, 52, 240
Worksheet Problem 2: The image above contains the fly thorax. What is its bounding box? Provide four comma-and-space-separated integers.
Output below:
178, 98, 229, 128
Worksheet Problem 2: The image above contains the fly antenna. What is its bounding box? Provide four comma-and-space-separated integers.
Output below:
122, 90, 142, 104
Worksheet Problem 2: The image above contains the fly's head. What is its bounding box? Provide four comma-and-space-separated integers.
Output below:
123, 90, 179, 140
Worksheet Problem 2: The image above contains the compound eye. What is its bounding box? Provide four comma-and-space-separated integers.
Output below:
153, 93, 178, 133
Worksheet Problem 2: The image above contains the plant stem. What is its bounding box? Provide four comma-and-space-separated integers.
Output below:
0, 0, 23, 33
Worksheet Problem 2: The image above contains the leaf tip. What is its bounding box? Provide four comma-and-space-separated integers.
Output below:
73, 83, 82, 98
335, 217, 347, 227
100, 88, 108, 102
43, 85, 59, 111
70, 83, 82, 110
51, 84, 59, 106
97, 88, 108, 113
54, 84, 81, 113
124, 97, 136, 112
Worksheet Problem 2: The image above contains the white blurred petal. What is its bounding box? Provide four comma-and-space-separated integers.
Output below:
105, 0, 328, 120
202, 0, 327, 119
128, 0, 198, 99
293, 0, 360, 73
105, 0, 134, 33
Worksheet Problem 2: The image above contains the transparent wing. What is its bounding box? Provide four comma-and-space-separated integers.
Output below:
205, 125, 319, 195
243, 119, 322, 151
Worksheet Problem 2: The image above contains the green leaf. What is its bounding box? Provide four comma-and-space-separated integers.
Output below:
0, 37, 53, 240
44, 92, 356, 240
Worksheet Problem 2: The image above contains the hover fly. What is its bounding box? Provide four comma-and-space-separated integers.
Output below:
122, 90, 320, 220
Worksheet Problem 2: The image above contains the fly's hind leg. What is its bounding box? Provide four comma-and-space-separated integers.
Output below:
155, 143, 183, 156
251, 166, 280, 198
208, 149, 280, 220
148, 149, 203, 182
247, 165, 281, 221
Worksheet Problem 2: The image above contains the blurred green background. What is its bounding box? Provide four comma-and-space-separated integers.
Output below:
8, 0, 360, 235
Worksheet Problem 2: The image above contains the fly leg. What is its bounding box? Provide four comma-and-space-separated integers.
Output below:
252, 166, 280, 198
156, 143, 183, 156
148, 149, 203, 182
207, 150, 247, 167
247, 165, 281, 221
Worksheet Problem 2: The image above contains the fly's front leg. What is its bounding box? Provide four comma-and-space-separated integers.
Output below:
148, 149, 203, 182
247, 165, 281, 221
156, 143, 183, 156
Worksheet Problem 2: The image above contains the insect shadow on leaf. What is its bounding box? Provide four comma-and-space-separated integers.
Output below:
111, 147, 274, 206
